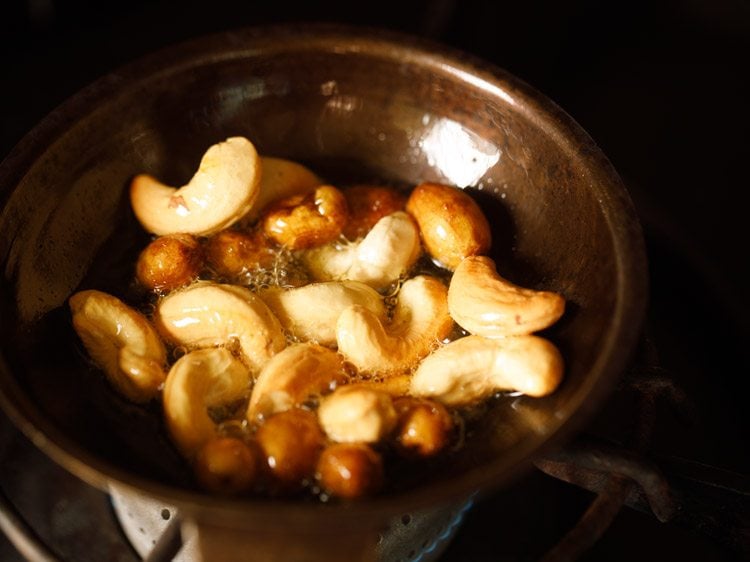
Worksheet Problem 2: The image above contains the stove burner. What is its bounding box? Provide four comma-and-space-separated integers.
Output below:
108, 485, 472, 562
2, 209, 748, 561
2, 340, 747, 562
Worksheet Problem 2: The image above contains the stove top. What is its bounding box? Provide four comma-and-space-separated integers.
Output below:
1, 1, 748, 560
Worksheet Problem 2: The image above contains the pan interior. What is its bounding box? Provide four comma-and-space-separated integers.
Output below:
0, 28, 645, 511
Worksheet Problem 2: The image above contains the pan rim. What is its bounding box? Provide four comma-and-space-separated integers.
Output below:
0, 22, 648, 523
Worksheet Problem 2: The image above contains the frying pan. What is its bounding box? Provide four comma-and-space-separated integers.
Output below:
0, 24, 648, 561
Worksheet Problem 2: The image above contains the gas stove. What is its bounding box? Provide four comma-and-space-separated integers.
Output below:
1, 1, 748, 560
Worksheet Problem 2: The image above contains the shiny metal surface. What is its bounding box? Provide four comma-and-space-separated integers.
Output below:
0, 23, 647, 557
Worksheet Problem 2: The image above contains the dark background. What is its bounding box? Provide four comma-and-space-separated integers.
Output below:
1, 0, 748, 285
1, 0, 748, 336
1, 1, 748, 561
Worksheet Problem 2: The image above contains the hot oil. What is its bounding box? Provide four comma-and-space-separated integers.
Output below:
75, 180, 512, 501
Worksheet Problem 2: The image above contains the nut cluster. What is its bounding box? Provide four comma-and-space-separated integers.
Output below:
69, 136, 566, 500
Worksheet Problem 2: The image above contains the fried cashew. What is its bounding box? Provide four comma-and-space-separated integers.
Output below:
69, 290, 167, 403
409, 334, 564, 405
130, 136, 261, 236
448, 256, 565, 337
241, 156, 323, 224
303, 211, 421, 290
406, 182, 491, 270
262, 185, 349, 250
154, 282, 286, 372
162, 347, 251, 457
336, 275, 453, 375
317, 385, 397, 443
246, 343, 349, 421
352, 374, 412, 397
260, 280, 385, 346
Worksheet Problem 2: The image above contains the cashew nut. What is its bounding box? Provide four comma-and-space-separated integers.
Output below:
162, 347, 251, 457
130, 136, 261, 236
303, 211, 421, 290
246, 343, 349, 421
336, 275, 453, 375
69, 289, 166, 403
448, 255, 565, 337
154, 282, 286, 372
261, 185, 349, 249
352, 374, 412, 397
317, 385, 397, 443
241, 156, 323, 224
409, 334, 564, 405
260, 281, 385, 346
406, 182, 491, 270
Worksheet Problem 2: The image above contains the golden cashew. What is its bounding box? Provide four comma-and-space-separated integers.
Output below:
246, 343, 349, 421
241, 156, 323, 224
406, 182, 491, 270
448, 256, 565, 337
162, 347, 251, 458
317, 385, 397, 444
352, 374, 412, 397
154, 282, 286, 372
261, 185, 349, 250
69, 290, 167, 403
130, 136, 261, 236
260, 280, 385, 346
303, 211, 421, 290
342, 185, 407, 240
409, 334, 564, 405
336, 275, 453, 375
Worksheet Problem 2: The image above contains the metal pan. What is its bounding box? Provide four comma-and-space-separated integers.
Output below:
0, 24, 648, 561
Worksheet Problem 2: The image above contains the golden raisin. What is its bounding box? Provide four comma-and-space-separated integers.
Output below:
135, 233, 203, 292
317, 442, 384, 499
393, 396, 454, 457
193, 436, 261, 495
255, 408, 325, 489
406, 182, 491, 270
204, 229, 277, 279
342, 185, 407, 240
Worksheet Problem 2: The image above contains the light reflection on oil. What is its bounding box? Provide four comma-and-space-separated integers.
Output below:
419, 116, 501, 188
324, 95, 362, 114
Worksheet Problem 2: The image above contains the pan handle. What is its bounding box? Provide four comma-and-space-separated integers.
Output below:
535, 434, 750, 560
